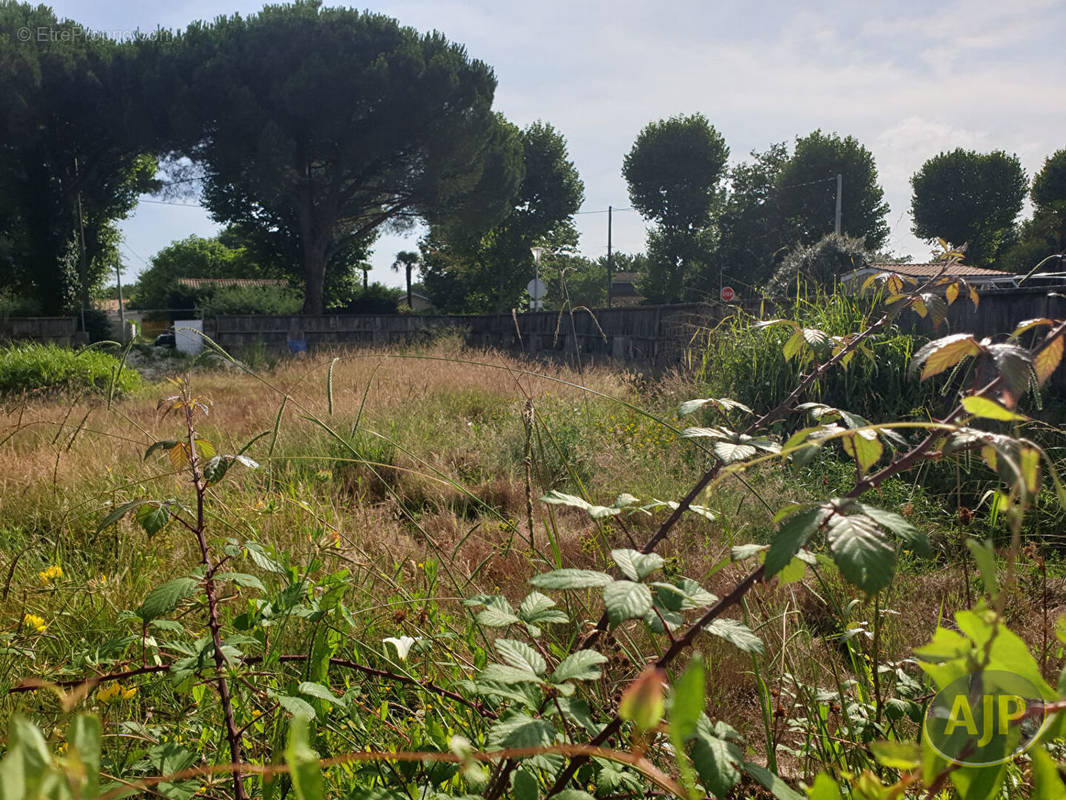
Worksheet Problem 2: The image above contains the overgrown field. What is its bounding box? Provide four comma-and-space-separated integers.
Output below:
2, 287, 1066, 800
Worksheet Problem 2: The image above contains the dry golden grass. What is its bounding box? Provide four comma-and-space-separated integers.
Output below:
3, 338, 1063, 786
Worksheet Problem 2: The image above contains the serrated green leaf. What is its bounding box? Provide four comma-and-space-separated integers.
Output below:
518, 592, 568, 627
679, 398, 753, 416
744, 762, 804, 800
479, 663, 542, 685
551, 650, 608, 684
496, 639, 546, 676
610, 549, 664, 581
713, 440, 758, 464
841, 430, 883, 473
285, 713, 322, 800
513, 769, 540, 800
144, 440, 179, 460
278, 695, 317, 718
652, 578, 717, 611
731, 543, 768, 561
966, 538, 998, 598
961, 395, 1028, 422
680, 425, 732, 440
782, 328, 806, 361
203, 456, 232, 484
529, 569, 613, 590
603, 580, 653, 626
298, 681, 346, 708
539, 491, 623, 519
690, 721, 743, 797
869, 740, 920, 770
487, 712, 554, 749
477, 607, 522, 627
1032, 747, 1066, 800
96, 500, 148, 533
912, 334, 982, 380
134, 502, 171, 536
69, 714, 101, 798
670, 655, 704, 742
777, 556, 807, 585
765, 506, 830, 579
216, 572, 266, 592
706, 619, 763, 653
989, 342, 1034, 397
827, 514, 895, 594
244, 542, 285, 574
806, 773, 844, 800
136, 577, 199, 621
859, 504, 930, 555
1035, 334, 1064, 386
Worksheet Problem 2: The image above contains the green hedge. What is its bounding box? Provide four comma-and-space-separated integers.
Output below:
0, 343, 141, 398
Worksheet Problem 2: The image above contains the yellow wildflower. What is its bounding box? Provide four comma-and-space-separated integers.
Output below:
98, 683, 135, 702
97, 683, 122, 702
22, 613, 46, 633
38, 565, 63, 584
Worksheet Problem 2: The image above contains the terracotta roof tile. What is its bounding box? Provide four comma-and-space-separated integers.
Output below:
177, 278, 289, 289
867, 262, 1009, 278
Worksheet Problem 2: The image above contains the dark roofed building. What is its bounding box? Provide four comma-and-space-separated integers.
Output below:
610, 271, 643, 306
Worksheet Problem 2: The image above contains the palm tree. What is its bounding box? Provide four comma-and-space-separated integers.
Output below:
392, 250, 421, 309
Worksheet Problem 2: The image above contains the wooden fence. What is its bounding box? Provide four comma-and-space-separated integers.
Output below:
203, 302, 764, 367
906, 285, 1066, 340
202, 288, 1066, 372
0, 316, 80, 345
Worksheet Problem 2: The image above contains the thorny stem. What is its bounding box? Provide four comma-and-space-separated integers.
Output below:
544, 313, 1066, 797
498, 278, 951, 800
9, 654, 496, 719
180, 385, 248, 800
576, 277, 938, 655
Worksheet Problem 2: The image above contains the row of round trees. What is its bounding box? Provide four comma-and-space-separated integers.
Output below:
621, 113, 1064, 302
0, 1, 533, 315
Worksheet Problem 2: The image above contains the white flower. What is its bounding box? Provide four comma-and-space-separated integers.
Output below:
383, 635, 419, 661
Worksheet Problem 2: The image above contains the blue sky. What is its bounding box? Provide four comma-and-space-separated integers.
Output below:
44, 0, 1066, 287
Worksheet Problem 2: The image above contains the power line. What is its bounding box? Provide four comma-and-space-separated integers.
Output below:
119, 243, 149, 268
138, 198, 204, 208
775, 176, 838, 191
575, 206, 632, 215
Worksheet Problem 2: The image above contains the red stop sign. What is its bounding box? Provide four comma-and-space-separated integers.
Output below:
720, 285, 736, 302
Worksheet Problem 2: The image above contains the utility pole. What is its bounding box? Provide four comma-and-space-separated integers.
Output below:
834, 173, 842, 235
606, 205, 613, 309
74, 154, 88, 335
115, 258, 126, 342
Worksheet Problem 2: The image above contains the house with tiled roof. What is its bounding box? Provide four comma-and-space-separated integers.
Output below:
176, 278, 290, 290
851, 262, 1066, 291
843, 262, 1027, 290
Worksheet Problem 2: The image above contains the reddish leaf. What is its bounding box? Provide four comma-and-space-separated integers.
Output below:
912, 334, 982, 380
1034, 334, 1064, 386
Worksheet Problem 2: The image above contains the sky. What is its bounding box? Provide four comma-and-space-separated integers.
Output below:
42, 0, 1066, 288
